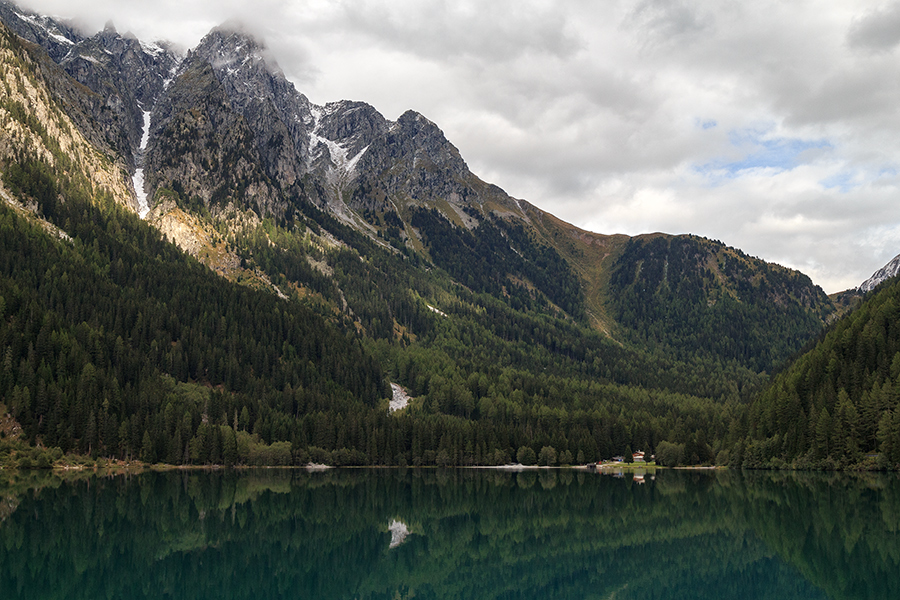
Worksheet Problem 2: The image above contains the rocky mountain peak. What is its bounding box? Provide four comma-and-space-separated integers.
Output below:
393, 109, 467, 172
193, 24, 276, 77
858, 253, 900, 293
0, 0, 82, 61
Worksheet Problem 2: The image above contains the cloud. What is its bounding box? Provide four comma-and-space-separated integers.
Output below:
334, 0, 580, 63
847, 1, 900, 52
625, 0, 713, 48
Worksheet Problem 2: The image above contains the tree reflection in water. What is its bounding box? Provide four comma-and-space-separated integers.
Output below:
0, 468, 895, 599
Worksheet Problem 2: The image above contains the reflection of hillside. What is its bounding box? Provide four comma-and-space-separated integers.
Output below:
738, 471, 900, 600
0, 469, 868, 599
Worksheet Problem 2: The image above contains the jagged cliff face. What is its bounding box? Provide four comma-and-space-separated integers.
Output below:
188, 27, 312, 191
0, 1, 80, 62
0, 2, 180, 170
0, 20, 134, 211
58, 25, 179, 158
0, 5, 530, 235
145, 57, 282, 216
147, 25, 527, 229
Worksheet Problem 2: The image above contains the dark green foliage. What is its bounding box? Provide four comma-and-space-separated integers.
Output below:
656, 440, 685, 466
609, 235, 829, 373
3, 157, 59, 219
517, 446, 536, 466
410, 208, 585, 320
538, 445, 557, 466
0, 141, 764, 470
0, 173, 750, 468
743, 276, 900, 469
0, 19, 820, 468
0, 168, 384, 462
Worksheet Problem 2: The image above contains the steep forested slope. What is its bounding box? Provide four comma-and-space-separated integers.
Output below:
608, 235, 831, 373
740, 276, 900, 469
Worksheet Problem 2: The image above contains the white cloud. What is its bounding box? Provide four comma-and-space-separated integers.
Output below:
14, 0, 900, 292
848, 1, 900, 51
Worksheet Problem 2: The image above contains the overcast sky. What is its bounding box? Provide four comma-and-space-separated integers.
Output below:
17, 0, 900, 292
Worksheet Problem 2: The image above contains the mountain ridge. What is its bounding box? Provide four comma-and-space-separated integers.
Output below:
858, 252, 900, 294
0, 1, 837, 362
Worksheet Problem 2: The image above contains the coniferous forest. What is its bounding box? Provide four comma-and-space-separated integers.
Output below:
0, 188, 745, 467
740, 276, 900, 470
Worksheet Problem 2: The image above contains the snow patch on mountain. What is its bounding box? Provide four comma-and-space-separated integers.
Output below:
13, 11, 74, 45
138, 39, 167, 58
858, 253, 900, 293
307, 105, 369, 185
132, 110, 152, 218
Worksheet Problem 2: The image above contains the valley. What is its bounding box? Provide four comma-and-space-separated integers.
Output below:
0, 0, 896, 471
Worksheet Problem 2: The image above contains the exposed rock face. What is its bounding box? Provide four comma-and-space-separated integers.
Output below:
0, 0, 80, 62
0, 2, 181, 170
352, 110, 476, 210
310, 101, 388, 192
145, 58, 282, 216
148, 199, 207, 257
59, 24, 180, 158
0, 19, 135, 210
148, 25, 526, 227
188, 26, 312, 191
858, 253, 900, 293
2, 7, 525, 230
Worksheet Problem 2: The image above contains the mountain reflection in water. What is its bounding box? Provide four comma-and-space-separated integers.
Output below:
0, 468, 896, 599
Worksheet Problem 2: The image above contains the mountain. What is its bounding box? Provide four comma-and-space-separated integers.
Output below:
146, 26, 526, 232
0, 2, 845, 468
859, 252, 900, 293
0, 1, 179, 173
606, 233, 830, 372
140, 23, 833, 368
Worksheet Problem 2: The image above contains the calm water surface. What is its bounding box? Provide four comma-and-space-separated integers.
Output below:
0, 468, 897, 599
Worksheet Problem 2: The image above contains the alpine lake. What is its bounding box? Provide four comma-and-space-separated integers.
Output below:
0, 467, 897, 599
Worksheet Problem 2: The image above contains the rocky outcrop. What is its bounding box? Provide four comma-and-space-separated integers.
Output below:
154, 25, 525, 227
58, 23, 180, 159
0, 22, 135, 210
145, 58, 281, 216
0, 0, 81, 62
0, 3, 181, 171
189, 26, 312, 191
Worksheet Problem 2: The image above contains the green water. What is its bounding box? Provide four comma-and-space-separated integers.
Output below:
0, 468, 897, 599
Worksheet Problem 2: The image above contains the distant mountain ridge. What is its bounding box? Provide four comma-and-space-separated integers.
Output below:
858, 252, 900, 293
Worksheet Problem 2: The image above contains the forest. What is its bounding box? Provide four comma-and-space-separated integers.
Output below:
739, 275, 900, 470
0, 137, 761, 468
